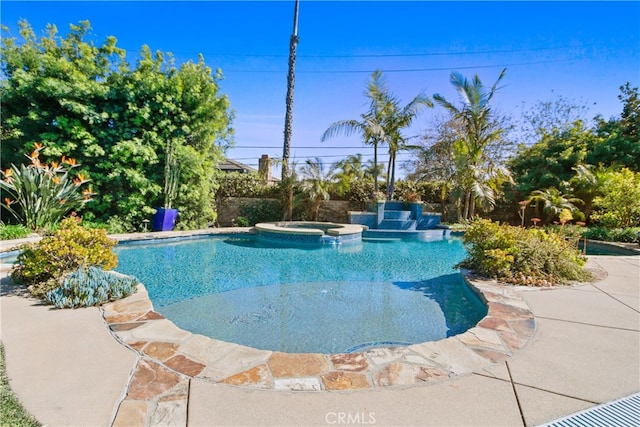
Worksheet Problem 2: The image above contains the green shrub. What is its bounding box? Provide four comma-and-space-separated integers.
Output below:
240, 199, 283, 225
582, 227, 640, 243
11, 217, 117, 298
458, 218, 592, 286
0, 224, 33, 240
81, 215, 134, 234
216, 171, 279, 198
45, 267, 138, 308
234, 216, 250, 227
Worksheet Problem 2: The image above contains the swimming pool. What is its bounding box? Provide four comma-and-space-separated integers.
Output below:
114, 234, 487, 354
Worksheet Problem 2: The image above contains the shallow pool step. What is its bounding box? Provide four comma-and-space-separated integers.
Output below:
378, 219, 417, 230
363, 229, 449, 240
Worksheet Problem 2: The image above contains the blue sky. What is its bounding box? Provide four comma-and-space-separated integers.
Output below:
2, 1, 639, 177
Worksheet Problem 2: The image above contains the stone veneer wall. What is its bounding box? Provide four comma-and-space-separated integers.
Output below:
216, 197, 362, 227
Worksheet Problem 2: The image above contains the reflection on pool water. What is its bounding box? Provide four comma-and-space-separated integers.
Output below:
114, 234, 487, 354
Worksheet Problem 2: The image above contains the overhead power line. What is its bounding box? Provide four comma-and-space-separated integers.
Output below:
225, 58, 572, 74
122, 44, 587, 60
230, 145, 373, 149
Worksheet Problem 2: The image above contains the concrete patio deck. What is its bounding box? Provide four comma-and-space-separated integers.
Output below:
1, 245, 638, 426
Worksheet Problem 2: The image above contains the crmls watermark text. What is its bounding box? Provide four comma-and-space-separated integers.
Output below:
325, 412, 376, 425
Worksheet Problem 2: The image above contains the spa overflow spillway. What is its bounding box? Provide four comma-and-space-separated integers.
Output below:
114, 233, 487, 354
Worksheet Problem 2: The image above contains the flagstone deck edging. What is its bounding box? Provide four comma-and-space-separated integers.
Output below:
103, 275, 535, 425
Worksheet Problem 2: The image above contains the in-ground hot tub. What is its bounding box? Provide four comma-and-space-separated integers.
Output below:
254, 221, 365, 246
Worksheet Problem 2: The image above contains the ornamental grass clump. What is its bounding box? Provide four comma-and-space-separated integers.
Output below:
458, 218, 592, 286
45, 266, 138, 309
11, 217, 117, 299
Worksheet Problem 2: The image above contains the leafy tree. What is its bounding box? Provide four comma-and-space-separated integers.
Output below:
432, 68, 512, 220
1, 21, 123, 167
591, 168, 640, 227
1, 20, 233, 230
508, 121, 595, 197
518, 92, 592, 145
588, 83, 640, 171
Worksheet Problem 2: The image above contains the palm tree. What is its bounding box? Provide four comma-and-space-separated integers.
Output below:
333, 154, 366, 196
433, 68, 507, 220
528, 187, 582, 222
380, 92, 432, 199
364, 158, 385, 183
282, 0, 300, 182
299, 157, 337, 221
321, 71, 389, 194
570, 164, 608, 223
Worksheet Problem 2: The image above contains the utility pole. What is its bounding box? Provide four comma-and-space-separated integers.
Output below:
282, 0, 299, 182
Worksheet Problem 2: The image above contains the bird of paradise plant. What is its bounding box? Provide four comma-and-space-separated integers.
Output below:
0, 144, 94, 231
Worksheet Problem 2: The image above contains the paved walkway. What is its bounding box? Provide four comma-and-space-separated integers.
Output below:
1, 252, 638, 426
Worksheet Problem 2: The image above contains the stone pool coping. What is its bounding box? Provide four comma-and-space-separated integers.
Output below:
102, 273, 535, 400
255, 221, 366, 236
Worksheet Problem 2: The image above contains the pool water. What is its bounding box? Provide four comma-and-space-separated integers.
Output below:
115, 235, 487, 354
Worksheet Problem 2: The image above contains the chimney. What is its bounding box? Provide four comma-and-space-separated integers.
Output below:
258, 154, 272, 184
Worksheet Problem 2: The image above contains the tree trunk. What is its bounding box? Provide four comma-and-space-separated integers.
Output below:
463, 189, 471, 220
373, 141, 379, 194
282, 0, 299, 182
389, 151, 396, 200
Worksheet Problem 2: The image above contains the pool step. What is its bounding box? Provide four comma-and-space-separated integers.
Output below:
383, 210, 412, 220
378, 219, 417, 230
363, 229, 450, 240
